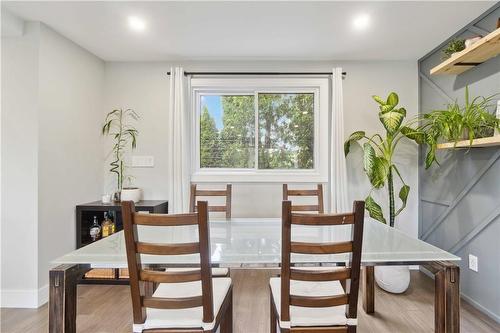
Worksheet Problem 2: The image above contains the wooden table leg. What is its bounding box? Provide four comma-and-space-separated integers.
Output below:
49, 264, 90, 333
362, 266, 375, 314
424, 261, 460, 333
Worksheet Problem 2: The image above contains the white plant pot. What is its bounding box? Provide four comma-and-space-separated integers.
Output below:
120, 188, 142, 203
375, 265, 411, 294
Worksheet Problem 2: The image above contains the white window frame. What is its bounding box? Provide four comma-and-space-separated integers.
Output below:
190, 76, 329, 183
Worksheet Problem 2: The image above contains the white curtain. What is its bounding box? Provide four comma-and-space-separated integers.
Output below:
167, 67, 191, 213
330, 67, 349, 213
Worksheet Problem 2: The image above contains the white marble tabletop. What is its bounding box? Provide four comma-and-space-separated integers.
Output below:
53, 218, 460, 268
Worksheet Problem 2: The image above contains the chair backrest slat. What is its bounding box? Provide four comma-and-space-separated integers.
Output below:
141, 296, 203, 309
290, 294, 349, 307
291, 213, 355, 225
290, 241, 353, 255
190, 184, 232, 218
140, 269, 202, 283
122, 200, 214, 326
280, 200, 365, 325
290, 267, 351, 282
134, 213, 198, 226
135, 242, 200, 255
283, 184, 324, 213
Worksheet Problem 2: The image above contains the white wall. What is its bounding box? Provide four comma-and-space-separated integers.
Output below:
1, 21, 40, 308
103, 60, 418, 237
1, 21, 104, 307
37, 24, 104, 292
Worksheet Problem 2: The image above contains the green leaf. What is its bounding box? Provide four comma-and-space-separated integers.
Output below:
371, 157, 389, 188
395, 185, 410, 216
363, 143, 388, 188
386, 92, 399, 106
366, 195, 386, 224
400, 126, 425, 144
372, 95, 385, 105
380, 104, 395, 113
379, 108, 405, 134
363, 143, 376, 178
425, 144, 437, 169
344, 131, 365, 156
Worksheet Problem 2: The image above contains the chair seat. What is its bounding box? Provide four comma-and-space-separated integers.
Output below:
270, 277, 353, 329
165, 267, 229, 277
133, 278, 231, 332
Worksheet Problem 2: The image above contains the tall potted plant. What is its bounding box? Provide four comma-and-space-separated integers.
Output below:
345, 92, 423, 293
102, 108, 141, 202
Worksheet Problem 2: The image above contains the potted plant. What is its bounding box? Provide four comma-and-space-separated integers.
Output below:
442, 38, 465, 60
420, 86, 500, 168
102, 108, 141, 202
345, 92, 424, 293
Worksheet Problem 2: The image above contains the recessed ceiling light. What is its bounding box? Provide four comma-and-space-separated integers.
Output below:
128, 16, 146, 32
352, 13, 370, 31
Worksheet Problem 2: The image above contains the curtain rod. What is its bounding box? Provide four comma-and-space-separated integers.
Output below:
166, 71, 346, 77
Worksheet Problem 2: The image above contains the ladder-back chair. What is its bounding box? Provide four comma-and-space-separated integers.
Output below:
283, 184, 324, 214
121, 201, 233, 333
190, 184, 232, 219
270, 200, 365, 333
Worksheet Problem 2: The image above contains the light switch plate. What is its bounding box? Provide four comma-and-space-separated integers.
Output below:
468, 254, 478, 272
132, 155, 154, 168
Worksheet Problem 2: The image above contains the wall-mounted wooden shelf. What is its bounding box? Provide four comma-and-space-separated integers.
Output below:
430, 28, 500, 75
436, 135, 500, 149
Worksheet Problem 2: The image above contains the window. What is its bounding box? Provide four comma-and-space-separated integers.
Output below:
191, 77, 329, 182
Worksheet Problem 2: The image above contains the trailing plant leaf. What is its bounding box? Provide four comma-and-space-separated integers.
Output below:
395, 184, 410, 216
344, 131, 365, 156
366, 195, 386, 224
425, 144, 437, 169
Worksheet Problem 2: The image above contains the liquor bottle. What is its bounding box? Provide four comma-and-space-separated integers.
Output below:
109, 211, 116, 234
89, 216, 101, 241
101, 212, 112, 237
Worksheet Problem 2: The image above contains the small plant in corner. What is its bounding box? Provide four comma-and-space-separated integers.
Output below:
102, 108, 139, 199
442, 38, 466, 60
344, 92, 424, 227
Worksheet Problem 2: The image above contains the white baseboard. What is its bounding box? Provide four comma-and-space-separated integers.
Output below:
461, 293, 500, 324
1, 284, 49, 308
38, 284, 49, 306
418, 267, 499, 324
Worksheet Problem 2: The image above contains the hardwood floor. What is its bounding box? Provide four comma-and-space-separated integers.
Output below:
1, 270, 499, 333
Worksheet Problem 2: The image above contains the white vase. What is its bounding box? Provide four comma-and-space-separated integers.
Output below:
120, 187, 142, 203
374, 265, 411, 294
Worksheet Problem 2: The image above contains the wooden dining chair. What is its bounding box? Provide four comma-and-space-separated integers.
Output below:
121, 201, 233, 333
269, 200, 365, 333
183, 183, 232, 277
283, 184, 324, 213
190, 184, 232, 218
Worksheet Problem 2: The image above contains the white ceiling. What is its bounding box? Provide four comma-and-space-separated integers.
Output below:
2, 1, 495, 61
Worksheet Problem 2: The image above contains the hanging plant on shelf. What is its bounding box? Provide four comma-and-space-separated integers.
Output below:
102, 108, 139, 200
419, 86, 500, 168
344, 92, 423, 227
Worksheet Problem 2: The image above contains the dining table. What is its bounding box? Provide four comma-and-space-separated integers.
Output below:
49, 217, 461, 333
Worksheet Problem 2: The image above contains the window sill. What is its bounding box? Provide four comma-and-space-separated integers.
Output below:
191, 170, 327, 183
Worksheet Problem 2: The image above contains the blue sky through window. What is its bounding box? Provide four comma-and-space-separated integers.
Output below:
201, 95, 223, 130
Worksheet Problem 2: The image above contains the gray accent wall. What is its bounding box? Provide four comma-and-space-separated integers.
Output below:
418, 4, 500, 322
